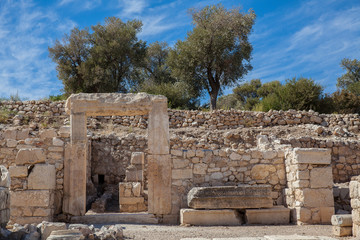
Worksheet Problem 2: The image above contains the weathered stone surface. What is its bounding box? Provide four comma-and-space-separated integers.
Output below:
63, 143, 88, 216
180, 209, 242, 226
9, 166, 28, 178
331, 214, 353, 227
302, 189, 334, 207
47, 229, 83, 240
246, 206, 290, 225
10, 190, 51, 207
131, 152, 144, 165
16, 148, 46, 165
148, 154, 172, 214
148, 100, 169, 155
320, 207, 335, 224
310, 167, 333, 188
39, 129, 57, 139
187, 185, 273, 209
28, 164, 56, 190
332, 226, 352, 237
0, 166, 10, 188
40, 221, 67, 240
250, 165, 276, 180
293, 148, 331, 164
70, 212, 158, 224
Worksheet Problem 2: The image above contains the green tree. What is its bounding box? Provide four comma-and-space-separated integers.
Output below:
331, 90, 360, 114
49, 17, 146, 95
337, 58, 360, 95
136, 42, 200, 109
168, 4, 256, 110
232, 79, 261, 110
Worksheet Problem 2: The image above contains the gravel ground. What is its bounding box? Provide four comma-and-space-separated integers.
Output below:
121, 224, 356, 240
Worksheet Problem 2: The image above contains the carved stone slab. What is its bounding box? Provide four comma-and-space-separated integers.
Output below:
187, 185, 273, 209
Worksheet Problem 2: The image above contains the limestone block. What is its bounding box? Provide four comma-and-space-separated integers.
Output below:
6, 139, 17, 148
148, 100, 169, 155
0, 188, 9, 210
59, 126, 70, 138
132, 182, 141, 197
302, 189, 334, 207
39, 129, 57, 139
293, 148, 331, 164
33, 208, 52, 217
120, 197, 144, 205
320, 207, 335, 224
11, 216, 51, 225
131, 152, 144, 165
295, 207, 311, 223
0, 166, 10, 188
193, 163, 207, 175
46, 229, 83, 240
187, 185, 273, 209
250, 164, 276, 180
147, 154, 171, 215
3, 129, 17, 140
125, 166, 142, 182
331, 214, 353, 227
180, 209, 242, 226
28, 164, 56, 190
172, 169, 193, 179
52, 137, 64, 147
16, 148, 46, 165
40, 221, 67, 240
310, 167, 333, 188
11, 190, 51, 207
9, 166, 28, 178
332, 226, 352, 237
354, 223, 360, 237
246, 206, 290, 225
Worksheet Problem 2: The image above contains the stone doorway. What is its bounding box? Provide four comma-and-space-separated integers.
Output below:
63, 93, 172, 217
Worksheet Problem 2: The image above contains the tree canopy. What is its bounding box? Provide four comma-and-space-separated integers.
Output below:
337, 58, 360, 95
49, 17, 145, 95
168, 4, 256, 110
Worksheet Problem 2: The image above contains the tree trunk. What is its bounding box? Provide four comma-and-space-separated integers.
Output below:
210, 89, 219, 111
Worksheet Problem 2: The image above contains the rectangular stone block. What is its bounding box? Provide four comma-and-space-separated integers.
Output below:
16, 148, 46, 165
180, 209, 242, 226
120, 197, 144, 205
320, 207, 335, 224
332, 225, 352, 237
310, 167, 333, 188
187, 185, 273, 209
172, 169, 193, 179
28, 164, 56, 190
302, 189, 334, 208
331, 214, 353, 227
10, 190, 51, 207
9, 166, 28, 178
131, 152, 144, 165
293, 148, 331, 165
246, 206, 290, 225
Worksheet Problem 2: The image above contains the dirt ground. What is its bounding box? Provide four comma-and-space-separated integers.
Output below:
120, 224, 356, 240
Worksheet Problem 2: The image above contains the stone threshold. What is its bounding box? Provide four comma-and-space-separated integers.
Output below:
70, 212, 158, 224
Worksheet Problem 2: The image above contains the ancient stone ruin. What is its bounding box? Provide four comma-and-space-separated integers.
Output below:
1, 92, 360, 238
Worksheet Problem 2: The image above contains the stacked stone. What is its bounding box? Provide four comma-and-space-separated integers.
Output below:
1, 128, 68, 225
331, 214, 353, 237
0, 100, 65, 116
119, 152, 147, 212
350, 176, 360, 236
281, 137, 360, 183
170, 148, 287, 216
284, 148, 335, 224
0, 166, 10, 227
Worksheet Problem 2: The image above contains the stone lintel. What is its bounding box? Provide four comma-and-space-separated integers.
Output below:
65, 93, 166, 116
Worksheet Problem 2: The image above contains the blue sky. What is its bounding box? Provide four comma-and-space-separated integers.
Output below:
0, 0, 359, 100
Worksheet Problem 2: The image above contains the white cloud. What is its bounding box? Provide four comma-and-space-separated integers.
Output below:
118, 0, 147, 17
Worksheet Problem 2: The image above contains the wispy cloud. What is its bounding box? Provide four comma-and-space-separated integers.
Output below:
0, 1, 75, 99
118, 0, 147, 17
243, 0, 360, 94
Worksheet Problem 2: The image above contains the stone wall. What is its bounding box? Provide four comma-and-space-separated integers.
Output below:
169, 147, 286, 216
0, 127, 69, 225
0, 166, 10, 227
280, 138, 360, 183
2, 100, 360, 131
